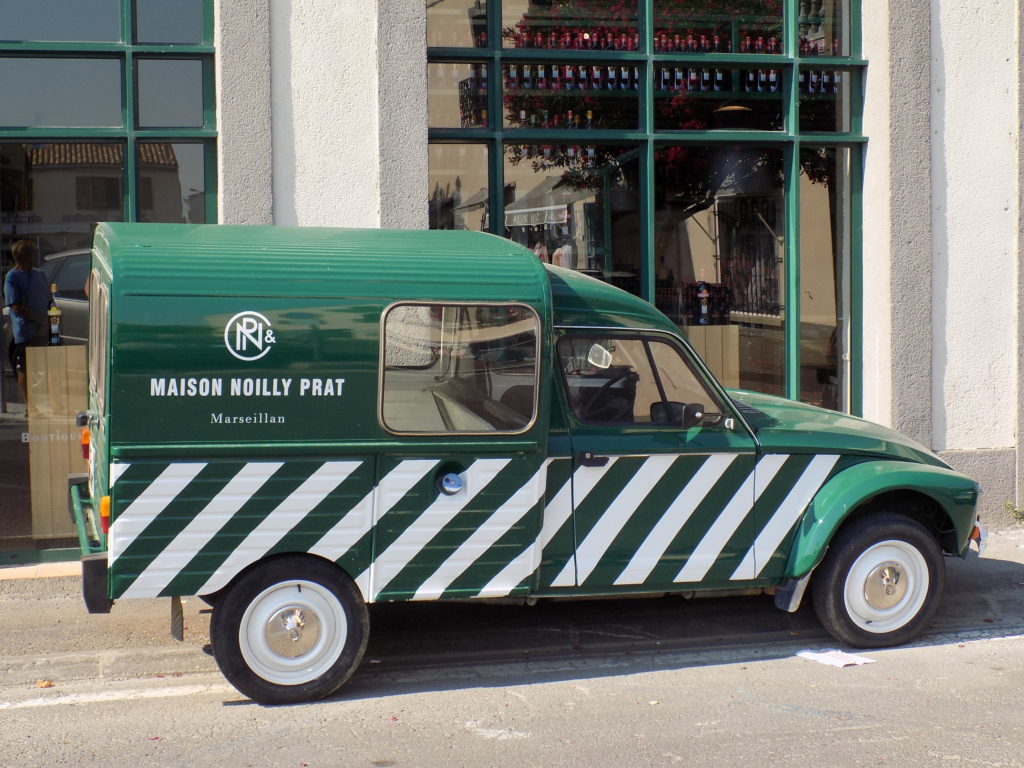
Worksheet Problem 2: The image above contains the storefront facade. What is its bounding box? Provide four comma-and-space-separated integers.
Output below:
1, 0, 1019, 561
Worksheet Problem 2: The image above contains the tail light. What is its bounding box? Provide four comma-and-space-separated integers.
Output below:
99, 496, 111, 535
80, 427, 90, 461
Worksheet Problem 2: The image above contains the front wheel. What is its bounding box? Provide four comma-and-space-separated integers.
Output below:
812, 513, 944, 648
211, 556, 368, 704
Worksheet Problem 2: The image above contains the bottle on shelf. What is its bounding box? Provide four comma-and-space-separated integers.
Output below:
48, 284, 62, 346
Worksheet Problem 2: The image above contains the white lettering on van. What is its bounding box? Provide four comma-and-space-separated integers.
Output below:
210, 412, 286, 424
150, 378, 223, 397
229, 378, 293, 397
299, 378, 345, 396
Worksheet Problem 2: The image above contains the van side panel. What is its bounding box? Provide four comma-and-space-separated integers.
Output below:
369, 454, 547, 601
108, 458, 376, 600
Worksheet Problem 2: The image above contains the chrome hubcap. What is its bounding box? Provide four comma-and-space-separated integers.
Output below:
265, 605, 322, 659
863, 562, 907, 610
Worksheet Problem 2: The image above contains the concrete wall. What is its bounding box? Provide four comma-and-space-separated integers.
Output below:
863, 0, 1020, 526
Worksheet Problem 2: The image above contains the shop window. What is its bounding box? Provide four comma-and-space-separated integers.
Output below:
381, 303, 540, 434
427, 0, 862, 414
0, 0, 215, 557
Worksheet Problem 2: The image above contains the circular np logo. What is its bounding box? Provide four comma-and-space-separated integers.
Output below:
224, 311, 277, 361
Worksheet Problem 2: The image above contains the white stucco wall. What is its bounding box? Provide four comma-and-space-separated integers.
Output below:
859, 0, 894, 429
931, 0, 1017, 451
269, 0, 382, 227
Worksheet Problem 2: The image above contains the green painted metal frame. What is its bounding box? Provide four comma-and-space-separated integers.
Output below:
0, 0, 217, 224
428, 0, 866, 417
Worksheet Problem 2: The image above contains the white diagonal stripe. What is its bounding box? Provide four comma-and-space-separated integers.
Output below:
414, 464, 546, 600
614, 454, 736, 585
110, 463, 207, 563
109, 462, 130, 487
570, 454, 677, 586
195, 461, 362, 595
310, 459, 439, 567
549, 457, 621, 587
730, 454, 841, 581
368, 458, 510, 598
674, 453, 787, 583
478, 459, 569, 597
120, 462, 283, 598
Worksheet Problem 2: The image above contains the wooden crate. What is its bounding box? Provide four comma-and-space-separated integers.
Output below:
26, 346, 88, 539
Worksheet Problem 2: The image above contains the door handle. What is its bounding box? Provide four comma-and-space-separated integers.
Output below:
576, 451, 609, 467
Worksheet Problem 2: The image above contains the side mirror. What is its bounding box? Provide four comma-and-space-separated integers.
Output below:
682, 402, 705, 429
650, 401, 684, 426
586, 343, 613, 370
650, 401, 705, 428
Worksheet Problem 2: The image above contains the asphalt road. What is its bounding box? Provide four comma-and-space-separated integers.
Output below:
1, 529, 1023, 767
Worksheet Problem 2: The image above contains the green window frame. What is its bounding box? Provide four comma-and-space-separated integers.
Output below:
428, 0, 865, 414
0, 0, 217, 223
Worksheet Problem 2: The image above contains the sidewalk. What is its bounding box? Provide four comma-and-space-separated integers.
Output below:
0, 560, 81, 580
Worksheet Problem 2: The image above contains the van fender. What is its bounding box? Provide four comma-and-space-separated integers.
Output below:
781, 459, 979, 583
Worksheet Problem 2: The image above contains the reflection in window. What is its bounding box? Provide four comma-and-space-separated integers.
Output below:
76, 176, 121, 210
429, 144, 489, 232
653, 0, 782, 52
503, 144, 640, 295
653, 145, 785, 395
136, 142, 208, 223
502, 0, 639, 49
799, 146, 850, 411
799, 69, 851, 132
381, 304, 539, 433
136, 59, 205, 128
428, 62, 489, 129
558, 335, 720, 425
136, 0, 205, 44
1, 142, 124, 258
0, 58, 121, 127
427, 0, 487, 48
503, 62, 639, 130
0, 0, 119, 42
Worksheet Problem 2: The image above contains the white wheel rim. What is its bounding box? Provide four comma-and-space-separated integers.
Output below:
843, 540, 929, 634
239, 580, 348, 686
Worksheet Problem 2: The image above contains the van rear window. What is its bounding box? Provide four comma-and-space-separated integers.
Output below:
380, 303, 539, 434
88, 273, 108, 412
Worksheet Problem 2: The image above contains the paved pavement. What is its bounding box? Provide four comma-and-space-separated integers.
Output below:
1, 528, 1023, 767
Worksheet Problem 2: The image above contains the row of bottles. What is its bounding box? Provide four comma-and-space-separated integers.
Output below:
510, 109, 598, 130
504, 63, 642, 92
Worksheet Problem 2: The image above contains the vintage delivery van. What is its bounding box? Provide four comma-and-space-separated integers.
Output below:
71, 222, 984, 704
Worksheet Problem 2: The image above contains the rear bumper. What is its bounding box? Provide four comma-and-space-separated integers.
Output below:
69, 474, 111, 613
81, 552, 112, 614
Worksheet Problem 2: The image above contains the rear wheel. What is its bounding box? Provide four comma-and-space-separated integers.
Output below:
812, 513, 944, 648
211, 556, 368, 704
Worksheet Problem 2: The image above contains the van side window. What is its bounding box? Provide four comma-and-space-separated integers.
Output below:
381, 303, 539, 434
557, 335, 723, 427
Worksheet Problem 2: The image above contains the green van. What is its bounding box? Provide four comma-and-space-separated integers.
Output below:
72, 223, 983, 704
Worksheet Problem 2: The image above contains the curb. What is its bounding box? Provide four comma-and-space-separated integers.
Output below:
0, 561, 82, 581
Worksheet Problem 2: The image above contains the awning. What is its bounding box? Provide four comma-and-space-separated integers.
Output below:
503, 176, 593, 228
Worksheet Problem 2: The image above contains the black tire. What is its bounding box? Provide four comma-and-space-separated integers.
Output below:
210, 556, 369, 704
812, 512, 944, 648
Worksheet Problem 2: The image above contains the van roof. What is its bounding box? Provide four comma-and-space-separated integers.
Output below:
93, 223, 675, 333
92, 223, 552, 306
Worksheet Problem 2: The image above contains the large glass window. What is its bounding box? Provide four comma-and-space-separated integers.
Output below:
427, 0, 862, 413
381, 303, 540, 434
0, 1, 215, 558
